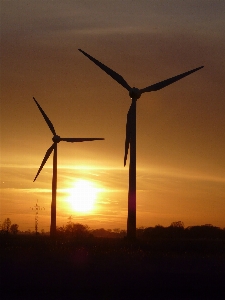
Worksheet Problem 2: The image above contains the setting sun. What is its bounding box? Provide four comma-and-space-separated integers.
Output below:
67, 179, 98, 213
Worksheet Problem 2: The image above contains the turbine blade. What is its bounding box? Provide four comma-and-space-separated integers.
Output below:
60, 138, 104, 142
124, 104, 134, 166
124, 131, 130, 167
33, 144, 55, 182
33, 97, 56, 136
78, 49, 131, 92
140, 66, 204, 94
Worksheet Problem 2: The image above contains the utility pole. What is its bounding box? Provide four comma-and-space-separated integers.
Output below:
31, 199, 45, 235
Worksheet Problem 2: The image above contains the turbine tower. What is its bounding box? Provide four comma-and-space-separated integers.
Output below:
32, 97, 104, 237
78, 49, 204, 239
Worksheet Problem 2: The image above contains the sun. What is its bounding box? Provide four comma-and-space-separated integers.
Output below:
67, 179, 98, 213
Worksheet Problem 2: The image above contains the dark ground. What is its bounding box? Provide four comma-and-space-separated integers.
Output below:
1, 235, 225, 299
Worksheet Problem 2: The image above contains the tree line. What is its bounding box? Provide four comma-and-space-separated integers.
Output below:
0, 218, 19, 235
1, 218, 225, 239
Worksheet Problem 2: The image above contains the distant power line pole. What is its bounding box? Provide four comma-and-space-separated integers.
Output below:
30, 199, 45, 235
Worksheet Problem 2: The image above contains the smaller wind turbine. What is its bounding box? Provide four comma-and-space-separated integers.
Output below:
32, 97, 104, 237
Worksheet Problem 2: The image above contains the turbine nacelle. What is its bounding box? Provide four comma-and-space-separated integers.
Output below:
52, 135, 61, 143
129, 87, 141, 100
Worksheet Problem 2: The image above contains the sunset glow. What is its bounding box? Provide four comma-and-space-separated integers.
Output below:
1, 1, 225, 232
67, 179, 99, 213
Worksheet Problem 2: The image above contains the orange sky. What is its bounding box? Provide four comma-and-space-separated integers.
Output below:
1, 1, 225, 231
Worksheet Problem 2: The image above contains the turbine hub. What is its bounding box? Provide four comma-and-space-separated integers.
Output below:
129, 87, 141, 100
52, 135, 61, 143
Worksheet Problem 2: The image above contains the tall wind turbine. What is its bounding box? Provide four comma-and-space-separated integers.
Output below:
32, 97, 104, 237
78, 49, 204, 239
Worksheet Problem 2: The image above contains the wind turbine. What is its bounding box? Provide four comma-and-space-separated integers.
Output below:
78, 48, 204, 239
32, 97, 104, 237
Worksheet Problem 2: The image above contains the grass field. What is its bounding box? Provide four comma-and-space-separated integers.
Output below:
1, 235, 225, 299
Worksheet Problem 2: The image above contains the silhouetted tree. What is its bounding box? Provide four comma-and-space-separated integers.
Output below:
90, 228, 126, 238
10, 224, 19, 235
91, 228, 109, 238
113, 228, 121, 234
2, 218, 11, 233
70, 223, 90, 238
170, 221, 184, 228
185, 224, 222, 239
168, 221, 185, 238
58, 221, 90, 239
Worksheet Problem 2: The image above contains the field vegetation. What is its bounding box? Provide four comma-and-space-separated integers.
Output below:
1, 218, 225, 299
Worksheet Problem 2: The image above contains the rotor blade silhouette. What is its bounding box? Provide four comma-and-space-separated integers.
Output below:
140, 66, 204, 94
78, 49, 131, 92
33, 144, 55, 182
124, 103, 135, 166
124, 120, 131, 166
33, 97, 56, 136
60, 137, 104, 142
